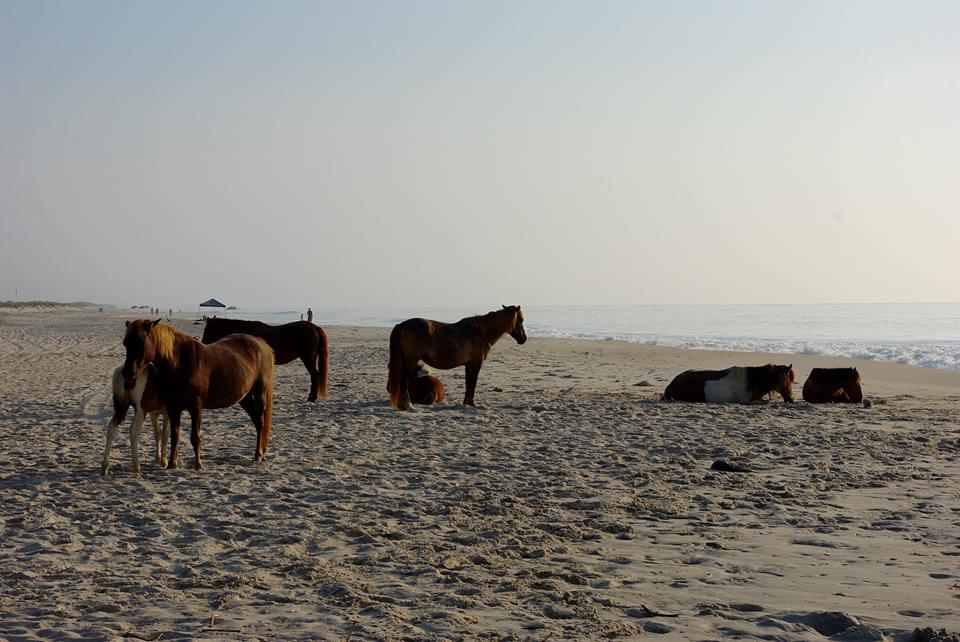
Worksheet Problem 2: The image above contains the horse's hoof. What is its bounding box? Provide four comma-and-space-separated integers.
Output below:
166, 461, 178, 470
101, 466, 110, 476
194, 462, 203, 471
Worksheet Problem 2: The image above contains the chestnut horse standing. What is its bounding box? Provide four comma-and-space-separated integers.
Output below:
121, 319, 275, 469
202, 318, 328, 402
663, 364, 795, 403
388, 306, 527, 410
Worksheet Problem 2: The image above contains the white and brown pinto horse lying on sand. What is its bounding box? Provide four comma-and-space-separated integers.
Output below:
664, 364, 795, 403
101, 365, 169, 475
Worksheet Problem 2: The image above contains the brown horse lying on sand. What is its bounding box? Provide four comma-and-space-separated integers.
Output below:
407, 363, 445, 405
121, 319, 275, 469
388, 305, 526, 410
202, 317, 328, 402
664, 364, 795, 403
101, 365, 168, 475
802, 367, 862, 403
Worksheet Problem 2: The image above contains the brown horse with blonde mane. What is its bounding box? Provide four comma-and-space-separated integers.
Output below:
388, 306, 526, 410
121, 319, 275, 469
664, 364, 795, 403
201, 317, 328, 402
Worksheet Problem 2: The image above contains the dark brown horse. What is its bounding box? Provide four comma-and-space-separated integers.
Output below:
121, 319, 275, 469
663, 364, 795, 403
408, 363, 445, 405
388, 306, 526, 410
201, 318, 328, 402
802, 367, 862, 403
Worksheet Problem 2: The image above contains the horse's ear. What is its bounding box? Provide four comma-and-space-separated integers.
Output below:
125, 320, 130, 327
788, 364, 793, 370
502, 304, 508, 309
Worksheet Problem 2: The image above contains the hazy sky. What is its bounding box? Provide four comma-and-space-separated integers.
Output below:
2, 1, 958, 308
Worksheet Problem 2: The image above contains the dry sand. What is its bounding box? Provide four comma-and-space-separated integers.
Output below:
1, 308, 958, 641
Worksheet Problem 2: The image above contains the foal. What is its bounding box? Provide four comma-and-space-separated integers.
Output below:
101, 365, 168, 475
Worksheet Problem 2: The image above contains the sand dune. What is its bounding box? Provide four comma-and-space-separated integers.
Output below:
1, 309, 957, 640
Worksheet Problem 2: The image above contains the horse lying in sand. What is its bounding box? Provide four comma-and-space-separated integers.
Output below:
407, 363, 445, 405
663, 364, 795, 403
122, 319, 274, 470
802, 367, 863, 403
101, 365, 169, 475
388, 306, 526, 410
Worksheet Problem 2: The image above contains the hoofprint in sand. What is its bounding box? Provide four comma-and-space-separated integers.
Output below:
0, 309, 958, 641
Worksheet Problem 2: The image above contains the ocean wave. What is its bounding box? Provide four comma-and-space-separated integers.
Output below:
526, 328, 960, 372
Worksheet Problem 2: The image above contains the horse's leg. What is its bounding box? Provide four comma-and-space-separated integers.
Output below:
260, 382, 273, 460
151, 413, 163, 467
300, 353, 319, 403
464, 361, 481, 406
166, 410, 183, 469
160, 415, 170, 468
101, 416, 122, 476
130, 408, 146, 475
239, 393, 264, 461
189, 407, 203, 470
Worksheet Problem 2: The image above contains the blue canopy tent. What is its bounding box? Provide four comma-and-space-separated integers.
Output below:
196, 298, 226, 322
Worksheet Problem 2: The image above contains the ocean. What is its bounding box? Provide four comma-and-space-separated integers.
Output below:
210, 303, 960, 373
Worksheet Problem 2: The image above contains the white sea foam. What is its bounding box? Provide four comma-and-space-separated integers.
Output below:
525, 328, 960, 372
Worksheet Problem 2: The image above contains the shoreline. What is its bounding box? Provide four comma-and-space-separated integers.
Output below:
6, 306, 960, 389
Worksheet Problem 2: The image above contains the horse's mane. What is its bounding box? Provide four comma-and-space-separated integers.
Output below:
808, 367, 859, 384
150, 323, 190, 362
746, 364, 793, 394
463, 308, 515, 341
208, 318, 268, 329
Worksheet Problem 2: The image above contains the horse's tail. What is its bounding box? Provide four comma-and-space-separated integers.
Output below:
109, 368, 131, 427
387, 325, 404, 408
316, 326, 329, 399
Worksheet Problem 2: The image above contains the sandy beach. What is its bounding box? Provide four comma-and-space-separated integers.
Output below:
1, 308, 958, 641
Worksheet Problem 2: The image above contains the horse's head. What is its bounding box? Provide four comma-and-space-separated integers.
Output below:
504, 304, 527, 345
121, 319, 162, 389
200, 317, 220, 344
774, 364, 795, 402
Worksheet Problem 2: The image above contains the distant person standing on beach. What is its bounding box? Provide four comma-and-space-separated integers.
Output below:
307, 307, 313, 323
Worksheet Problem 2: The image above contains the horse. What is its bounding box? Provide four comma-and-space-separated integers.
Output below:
121, 319, 275, 470
201, 317, 328, 402
802, 367, 862, 403
663, 364, 795, 403
101, 365, 169, 475
388, 305, 527, 410
407, 363, 445, 405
